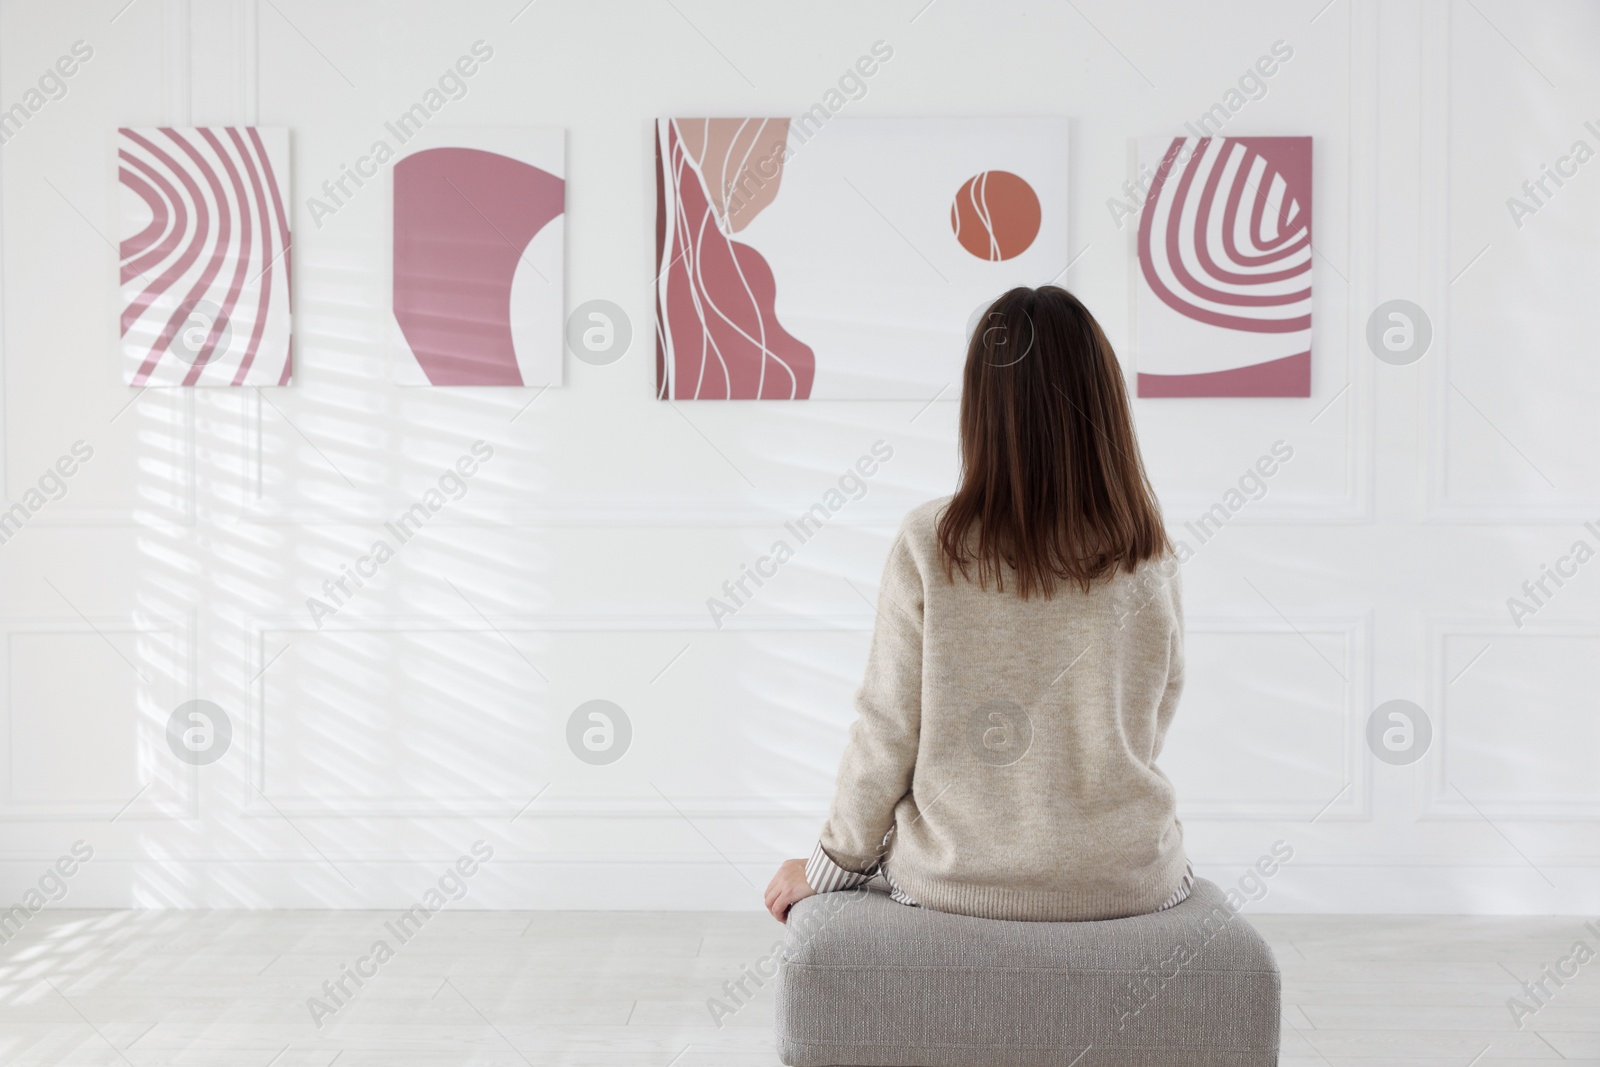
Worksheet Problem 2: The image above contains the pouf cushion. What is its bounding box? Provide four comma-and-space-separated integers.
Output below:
775, 877, 1279, 1067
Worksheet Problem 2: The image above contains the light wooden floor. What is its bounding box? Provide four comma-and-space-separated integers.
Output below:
1, 909, 1597, 1065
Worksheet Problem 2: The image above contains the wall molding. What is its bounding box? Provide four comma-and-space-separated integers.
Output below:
1126, 0, 1378, 528
1419, 1, 1587, 525
1175, 612, 1371, 822
240, 610, 1370, 821
0, 612, 195, 821
1423, 619, 1600, 821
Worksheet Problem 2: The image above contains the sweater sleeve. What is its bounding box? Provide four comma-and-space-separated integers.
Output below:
817, 526, 925, 875
1151, 562, 1185, 760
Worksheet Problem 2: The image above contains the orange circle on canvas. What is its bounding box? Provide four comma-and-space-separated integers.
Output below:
950, 171, 1041, 261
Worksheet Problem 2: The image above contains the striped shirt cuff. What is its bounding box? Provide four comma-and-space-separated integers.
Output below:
1158, 861, 1196, 911
804, 841, 873, 894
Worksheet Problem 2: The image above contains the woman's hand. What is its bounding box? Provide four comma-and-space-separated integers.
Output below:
764, 858, 816, 922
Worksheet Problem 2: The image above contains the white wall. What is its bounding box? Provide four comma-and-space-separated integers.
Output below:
1, 0, 1596, 913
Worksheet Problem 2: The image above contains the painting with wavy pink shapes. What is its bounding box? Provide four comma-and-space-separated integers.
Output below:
392, 128, 564, 386
1135, 136, 1312, 397
118, 127, 292, 386
655, 117, 1070, 399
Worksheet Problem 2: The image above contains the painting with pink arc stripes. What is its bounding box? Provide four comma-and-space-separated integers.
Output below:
118, 127, 293, 386
655, 117, 1070, 399
1134, 135, 1313, 398
391, 128, 565, 387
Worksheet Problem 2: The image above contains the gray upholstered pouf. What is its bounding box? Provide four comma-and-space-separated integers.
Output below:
775, 877, 1280, 1067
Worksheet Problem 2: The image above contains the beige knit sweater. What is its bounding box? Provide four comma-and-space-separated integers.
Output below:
819, 496, 1188, 921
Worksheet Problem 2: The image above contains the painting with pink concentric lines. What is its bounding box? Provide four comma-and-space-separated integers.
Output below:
118, 127, 292, 386
392, 128, 565, 386
1135, 136, 1312, 397
655, 117, 1070, 399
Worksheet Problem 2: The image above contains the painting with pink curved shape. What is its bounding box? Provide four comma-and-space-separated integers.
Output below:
655, 117, 1070, 399
1134, 135, 1313, 397
118, 127, 293, 386
392, 128, 565, 386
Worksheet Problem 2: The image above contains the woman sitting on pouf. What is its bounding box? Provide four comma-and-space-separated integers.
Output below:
765, 284, 1192, 923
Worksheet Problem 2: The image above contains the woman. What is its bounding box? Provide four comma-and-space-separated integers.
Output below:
764, 285, 1191, 923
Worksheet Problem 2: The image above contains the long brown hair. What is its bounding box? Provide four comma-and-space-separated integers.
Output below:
936, 285, 1169, 598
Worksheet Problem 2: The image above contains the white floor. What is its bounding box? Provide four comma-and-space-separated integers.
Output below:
0, 909, 1596, 1066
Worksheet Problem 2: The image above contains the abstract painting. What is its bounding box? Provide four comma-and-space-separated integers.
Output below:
118, 127, 292, 386
655, 117, 1070, 399
392, 128, 564, 386
1134, 135, 1312, 397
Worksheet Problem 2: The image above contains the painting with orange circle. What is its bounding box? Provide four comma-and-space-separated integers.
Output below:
655, 117, 1070, 398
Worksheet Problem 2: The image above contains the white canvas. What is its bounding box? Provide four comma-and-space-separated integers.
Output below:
655, 116, 1070, 399
117, 126, 293, 386
391, 127, 565, 387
